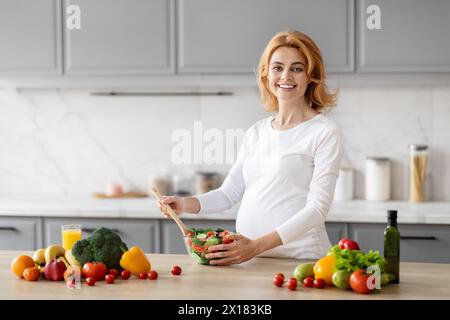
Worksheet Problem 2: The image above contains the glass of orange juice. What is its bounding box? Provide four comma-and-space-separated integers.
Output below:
61, 224, 82, 251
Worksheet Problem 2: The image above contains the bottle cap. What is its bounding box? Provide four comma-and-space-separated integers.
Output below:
387, 210, 398, 219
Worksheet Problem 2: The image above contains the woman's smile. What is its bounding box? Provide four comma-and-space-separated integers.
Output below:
268, 46, 309, 101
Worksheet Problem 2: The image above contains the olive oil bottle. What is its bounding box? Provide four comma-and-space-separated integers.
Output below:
384, 210, 400, 283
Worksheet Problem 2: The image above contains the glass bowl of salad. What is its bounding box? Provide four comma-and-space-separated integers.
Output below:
184, 228, 234, 265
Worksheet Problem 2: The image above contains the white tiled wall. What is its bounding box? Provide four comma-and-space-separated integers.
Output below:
0, 84, 449, 200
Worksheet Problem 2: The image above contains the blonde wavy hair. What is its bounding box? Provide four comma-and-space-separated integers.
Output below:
257, 31, 338, 112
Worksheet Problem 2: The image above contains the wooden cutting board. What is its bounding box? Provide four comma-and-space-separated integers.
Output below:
92, 192, 149, 199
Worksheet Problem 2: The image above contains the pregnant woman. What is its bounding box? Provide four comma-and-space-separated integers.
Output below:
158, 31, 343, 265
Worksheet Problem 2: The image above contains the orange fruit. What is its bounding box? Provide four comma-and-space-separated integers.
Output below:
313, 255, 336, 286
23, 267, 41, 281
11, 255, 36, 278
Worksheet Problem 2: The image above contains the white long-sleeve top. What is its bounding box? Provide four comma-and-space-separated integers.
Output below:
195, 113, 344, 259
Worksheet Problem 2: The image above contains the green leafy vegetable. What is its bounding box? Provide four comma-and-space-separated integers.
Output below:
328, 244, 386, 273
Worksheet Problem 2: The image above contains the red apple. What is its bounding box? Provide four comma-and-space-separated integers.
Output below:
44, 259, 67, 281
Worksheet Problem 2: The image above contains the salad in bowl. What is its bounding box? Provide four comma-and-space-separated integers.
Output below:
184, 228, 234, 265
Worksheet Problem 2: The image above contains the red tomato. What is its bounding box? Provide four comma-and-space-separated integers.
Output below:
273, 276, 284, 287
171, 265, 182, 276
313, 278, 326, 289
303, 277, 314, 288
275, 273, 285, 281
338, 238, 361, 250
86, 277, 96, 286
120, 270, 131, 280
139, 272, 148, 279
105, 274, 115, 284
222, 235, 234, 245
108, 269, 119, 277
191, 244, 206, 253
287, 278, 297, 291
349, 269, 374, 294
82, 262, 107, 281
206, 231, 216, 237
148, 270, 158, 280
219, 231, 229, 237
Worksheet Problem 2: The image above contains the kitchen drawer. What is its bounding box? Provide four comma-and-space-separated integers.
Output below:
398, 224, 450, 263
161, 219, 236, 254
0, 217, 42, 250
43, 218, 160, 253
349, 223, 450, 263
325, 222, 348, 245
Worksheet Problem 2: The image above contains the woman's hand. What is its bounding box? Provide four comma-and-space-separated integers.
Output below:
205, 234, 260, 266
157, 196, 183, 218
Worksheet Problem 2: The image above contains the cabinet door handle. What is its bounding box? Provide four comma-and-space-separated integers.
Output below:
0, 226, 18, 231
83, 228, 121, 235
400, 236, 437, 240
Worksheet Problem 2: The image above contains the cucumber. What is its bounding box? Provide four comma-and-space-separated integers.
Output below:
191, 237, 206, 245
205, 236, 221, 246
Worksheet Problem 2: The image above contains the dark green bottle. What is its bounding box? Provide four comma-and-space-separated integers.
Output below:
384, 210, 400, 283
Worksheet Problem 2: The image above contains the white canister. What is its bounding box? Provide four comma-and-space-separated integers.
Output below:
334, 168, 354, 201
365, 157, 391, 201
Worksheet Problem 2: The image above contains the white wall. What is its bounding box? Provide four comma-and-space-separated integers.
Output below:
0, 84, 449, 200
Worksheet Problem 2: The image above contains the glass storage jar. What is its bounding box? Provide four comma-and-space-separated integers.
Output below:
409, 144, 429, 202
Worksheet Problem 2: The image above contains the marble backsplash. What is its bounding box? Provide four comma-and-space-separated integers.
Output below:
0, 84, 449, 200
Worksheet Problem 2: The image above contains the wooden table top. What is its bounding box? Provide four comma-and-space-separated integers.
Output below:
1, 251, 449, 300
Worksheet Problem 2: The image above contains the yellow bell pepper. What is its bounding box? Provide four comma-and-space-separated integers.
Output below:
313, 255, 335, 285
120, 246, 151, 276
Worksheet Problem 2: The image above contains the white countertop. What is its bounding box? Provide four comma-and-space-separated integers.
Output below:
0, 195, 449, 225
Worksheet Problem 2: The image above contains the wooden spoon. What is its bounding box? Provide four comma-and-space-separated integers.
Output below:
150, 188, 191, 236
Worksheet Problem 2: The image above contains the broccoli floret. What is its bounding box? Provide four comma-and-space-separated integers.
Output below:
71, 227, 128, 270
71, 239, 94, 266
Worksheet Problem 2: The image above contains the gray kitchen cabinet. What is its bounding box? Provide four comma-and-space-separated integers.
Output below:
0, 0, 62, 75
325, 222, 348, 245
177, 0, 354, 74
0, 217, 43, 250
43, 218, 160, 253
397, 224, 450, 263
161, 219, 236, 254
348, 223, 385, 253
357, 0, 450, 72
63, 0, 174, 75
349, 223, 450, 263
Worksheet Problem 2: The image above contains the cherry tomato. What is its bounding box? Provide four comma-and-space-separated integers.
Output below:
139, 272, 148, 279
206, 231, 216, 238
275, 273, 285, 281
303, 277, 314, 288
120, 270, 131, 280
86, 277, 96, 286
273, 276, 284, 287
219, 231, 229, 237
105, 274, 115, 284
287, 278, 297, 291
148, 270, 158, 280
171, 265, 182, 276
108, 268, 119, 277
313, 278, 326, 289
222, 235, 234, 244
349, 269, 374, 294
